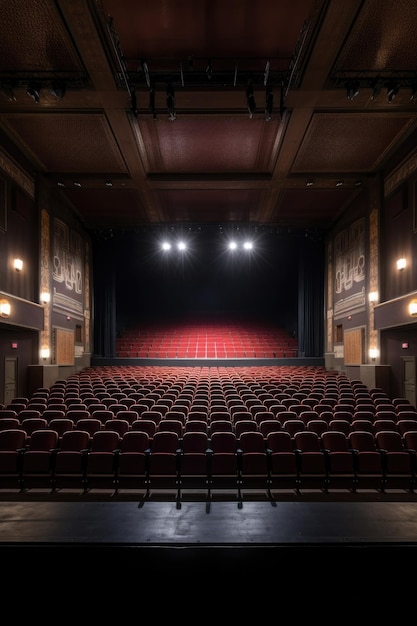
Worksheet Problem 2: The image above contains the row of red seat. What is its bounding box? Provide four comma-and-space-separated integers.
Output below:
1, 426, 416, 498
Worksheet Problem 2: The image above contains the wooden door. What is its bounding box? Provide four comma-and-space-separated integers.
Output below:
4, 357, 17, 404
402, 356, 416, 406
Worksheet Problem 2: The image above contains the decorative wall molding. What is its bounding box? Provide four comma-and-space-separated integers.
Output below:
0, 148, 35, 199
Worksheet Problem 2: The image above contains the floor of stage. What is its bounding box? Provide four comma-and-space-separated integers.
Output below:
1, 486, 416, 601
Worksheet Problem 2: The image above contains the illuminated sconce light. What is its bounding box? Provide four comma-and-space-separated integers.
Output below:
40, 347, 50, 361
13, 258, 23, 271
409, 300, 417, 317
397, 257, 406, 270
369, 348, 379, 361
40, 292, 50, 304
0, 299, 11, 317
368, 291, 378, 303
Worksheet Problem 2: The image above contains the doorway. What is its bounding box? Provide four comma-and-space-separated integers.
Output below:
401, 356, 416, 406
4, 357, 18, 405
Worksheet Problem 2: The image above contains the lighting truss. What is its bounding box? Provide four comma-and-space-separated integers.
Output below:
332, 70, 417, 101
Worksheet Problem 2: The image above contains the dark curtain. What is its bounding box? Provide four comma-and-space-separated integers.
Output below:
297, 235, 325, 357
92, 239, 117, 357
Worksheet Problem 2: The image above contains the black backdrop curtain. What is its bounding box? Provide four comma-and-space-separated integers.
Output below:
297, 235, 325, 357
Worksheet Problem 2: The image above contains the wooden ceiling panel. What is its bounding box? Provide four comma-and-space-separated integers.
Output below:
139, 116, 278, 174
292, 113, 417, 174
1, 113, 128, 174
335, 0, 417, 71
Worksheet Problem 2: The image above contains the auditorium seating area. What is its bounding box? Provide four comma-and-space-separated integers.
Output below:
115, 319, 298, 358
1, 364, 417, 501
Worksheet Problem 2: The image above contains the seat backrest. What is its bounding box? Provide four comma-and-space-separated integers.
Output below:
375, 430, 404, 452
131, 419, 157, 438
210, 418, 234, 434
321, 430, 349, 452
157, 419, 184, 437
306, 419, 328, 437
90, 430, 120, 452
294, 430, 321, 452
28, 429, 59, 450
60, 429, 91, 451
48, 418, 75, 437
0, 418, 21, 431
403, 430, 417, 451
210, 431, 237, 453
151, 431, 180, 454
238, 431, 266, 453
181, 431, 209, 453
21, 417, 48, 435
18, 409, 42, 421
76, 418, 102, 437
282, 419, 304, 437
266, 431, 294, 453
348, 430, 377, 451
104, 419, 130, 437
119, 430, 149, 453
0, 428, 27, 450
115, 410, 140, 425
184, 420, 208, 433
397, 419, 417, 437
259, 420, 282, 438
234, 419, 258, 438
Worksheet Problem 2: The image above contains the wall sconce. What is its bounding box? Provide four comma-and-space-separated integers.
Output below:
40, 348, 50, 361
40, 292, 50, 304
409, 300, 417, 317
369, 348, 379, 361
13, 258, 23, 271
396, 257, 406, 270
368, 291, 378, 303
0, 299, 11, 317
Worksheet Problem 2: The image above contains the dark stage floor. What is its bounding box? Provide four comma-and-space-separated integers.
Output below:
1, 488, 417, 604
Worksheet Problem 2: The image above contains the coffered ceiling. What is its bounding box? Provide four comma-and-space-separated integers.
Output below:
1, 0, 417, 235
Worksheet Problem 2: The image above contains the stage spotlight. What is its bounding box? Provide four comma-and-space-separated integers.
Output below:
387, 81, 399, 103
167, 84, 176, 121
50, 80, 65, 99
1, 80, 16, 101
27, 81, 42, 103
346, 80, 360, 100
265, 86, 273, 121
246, 81, 256, 118
149, 85, 156, 118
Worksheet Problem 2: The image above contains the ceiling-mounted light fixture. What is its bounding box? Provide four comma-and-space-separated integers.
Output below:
265, 86, 273, 121
387, 81, 399, 103
246, 81, 256, 118
346, 80, 360, 100
1, 80, 16, 101
27, 81, 42, 103
50, 80, 65, 99
167, 84, 176, 121
206, 59, 212, 80
149, 85, 156, 119
140, 60, 151, 88
369, 77, 382, 100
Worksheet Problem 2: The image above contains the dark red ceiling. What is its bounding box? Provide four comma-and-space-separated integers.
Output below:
1, 0, 417, 233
